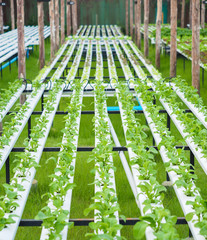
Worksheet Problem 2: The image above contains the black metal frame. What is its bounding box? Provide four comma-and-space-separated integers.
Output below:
19, 217, 187, 227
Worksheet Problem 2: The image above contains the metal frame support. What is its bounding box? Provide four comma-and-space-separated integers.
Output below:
6, 157, 10, 184
28, 117, 31, 139
19, 217, 187, 227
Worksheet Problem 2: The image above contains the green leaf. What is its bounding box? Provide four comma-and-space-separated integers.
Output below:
200, 225, 207, 236
185, 212, 194, 222
133, 221, 148, 240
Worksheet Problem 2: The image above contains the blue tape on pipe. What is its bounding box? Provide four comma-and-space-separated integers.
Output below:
107, 105, 142, 111
107, 97, 142, 111
0, 56, 18, 71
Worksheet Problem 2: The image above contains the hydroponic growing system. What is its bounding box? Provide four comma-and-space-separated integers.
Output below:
1, 25, 207, 240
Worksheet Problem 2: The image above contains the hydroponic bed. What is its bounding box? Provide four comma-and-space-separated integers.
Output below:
0, 25, 207, 240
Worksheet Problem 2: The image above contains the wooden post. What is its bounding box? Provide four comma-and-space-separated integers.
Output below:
189, 0, 192, 29
67, 1, 71, 36
170, 0, 177, 78
201, 0, 205, 29
156, 0, 162, 69
144, 0, 149, 57
72, 0, 78, 34
192, 0, 200, 93
17, 0, 26, 104
181, 0, 185, 28
61, 0, 65, 44
55, 0, 59, 51
49, 0, 55, 59
130, 0, 133, 37
38, 1, 45, 69
134, 0, 137, 40
17, 0, 25, 79
0, 0, 3, 34
137, 0, 141, 49
126, 0, 128, 35
10, 0, 15, 30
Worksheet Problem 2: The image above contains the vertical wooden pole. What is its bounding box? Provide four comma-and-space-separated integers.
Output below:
17, 0, 26, 104
38, 1, 45, 69
192, 0, 200, 93
156, 0, 162, 69
181, 0, 185, 28
126, 0, 128, 35
72, 0, 78, 34
10, 0, 15, 30
49, 0, 55, 59
67, 2, 71, 36
0, 0, 3, 34
55, 0, 59, 51
170, 0, 177, 78
189, 0, 192, 29
130, 0, 133, 36
144, 0, 149, 57
61, 0, 65, 44
137, 0, 141, 49
134, 1, 137, 40
201, 1, 205, 29
17, 0, 25, 79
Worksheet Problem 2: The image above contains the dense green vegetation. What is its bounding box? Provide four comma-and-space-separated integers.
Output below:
0, 34, 207, 239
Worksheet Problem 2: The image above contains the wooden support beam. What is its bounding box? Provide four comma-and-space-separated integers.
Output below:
201, 0, 205, 29
125, 0, 128, 35
189, 0, 192, 29
156, 0, 162, 69
61, 0, 65, 44
170, 0, 177, 78
17, 0, 25, 79
67, 1, 71, 36
38, 1, 45, 69
192, 0, 200, 93
144, 0, 149, 57
136, 0, 141, 49
134, 0, 137, 40
181, 0, 185, 28
55, 0, 59, 51
72, 0, 78, 34
17, 0, 26, 104
130, 0, 133, 37
0, 0, 3, 34
10, 0, 15, 30
49, 0, 55, 59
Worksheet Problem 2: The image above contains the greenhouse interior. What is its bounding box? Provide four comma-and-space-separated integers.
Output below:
0, 0, 207, 239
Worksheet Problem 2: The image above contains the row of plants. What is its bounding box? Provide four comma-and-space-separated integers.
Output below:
171, 77, 207, 127
146, 24, 207, 69
84, 41, 123, 239
106, 39, 181, 239
90, 25, 96, 37
121, 38, 207, 238
126, 39, 207, 174
117, 82, 180, 240
35, 41, 91, 240
96, 25, 101, 37
0, 40, 77, 166
0, 80, 23, 120
0, 78, 65, 235
134, 79, 205, 238
0, 39, 63, 122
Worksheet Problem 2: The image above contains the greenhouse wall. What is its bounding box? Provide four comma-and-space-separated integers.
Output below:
2, 0, 195, 28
